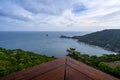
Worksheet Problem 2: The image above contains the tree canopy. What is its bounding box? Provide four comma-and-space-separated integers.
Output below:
0, 48, 55, 77
67, 48, 120, 79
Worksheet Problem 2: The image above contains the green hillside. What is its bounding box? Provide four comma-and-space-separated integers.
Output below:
73, 29, 120, 52
67, 48, 120, 79
0, 48, 55, 77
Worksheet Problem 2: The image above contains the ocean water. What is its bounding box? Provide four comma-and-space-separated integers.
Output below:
0, 31, 115, 57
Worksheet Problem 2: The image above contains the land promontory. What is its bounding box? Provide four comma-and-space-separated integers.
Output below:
60, 29, 120, 52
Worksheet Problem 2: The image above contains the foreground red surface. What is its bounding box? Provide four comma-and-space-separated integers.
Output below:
1, 57, 119, 80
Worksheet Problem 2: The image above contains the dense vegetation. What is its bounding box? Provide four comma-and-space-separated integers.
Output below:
0, 48, 55, 77
72, 29, 120, 52
67, 48, 120, 79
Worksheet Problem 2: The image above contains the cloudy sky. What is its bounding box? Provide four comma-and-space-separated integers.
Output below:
0, 0, 120, 31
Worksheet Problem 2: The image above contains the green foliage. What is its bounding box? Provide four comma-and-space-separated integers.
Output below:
72, 29, 120, 52
113, 65, 120, 77
67, 48, 120, 79
98, 62, 113, 74
0, 48, 55, 77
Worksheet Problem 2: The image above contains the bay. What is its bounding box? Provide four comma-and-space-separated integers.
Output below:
0, 31, 115, 57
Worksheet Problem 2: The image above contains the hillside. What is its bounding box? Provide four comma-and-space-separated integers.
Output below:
67, 48, 120, 79
72, 29, 120, 52
0, 48, 55, 77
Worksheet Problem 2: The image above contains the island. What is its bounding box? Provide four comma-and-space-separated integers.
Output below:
60, 29, 120, 53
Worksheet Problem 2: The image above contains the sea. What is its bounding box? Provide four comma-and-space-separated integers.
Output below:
0, 31, 115, 57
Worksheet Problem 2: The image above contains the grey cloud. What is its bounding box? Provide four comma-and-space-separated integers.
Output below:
0, 8, 30, 21
95, 10, 120, 22
15, 0, 71, 15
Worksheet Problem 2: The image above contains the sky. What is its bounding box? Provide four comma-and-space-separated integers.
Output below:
0, 0, 120, 31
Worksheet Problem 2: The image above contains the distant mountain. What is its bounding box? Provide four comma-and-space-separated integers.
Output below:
74, 29, 120, 52
61, 29, 120, 52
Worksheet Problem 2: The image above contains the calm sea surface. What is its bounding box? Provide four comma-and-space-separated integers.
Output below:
0, 31, 115, 57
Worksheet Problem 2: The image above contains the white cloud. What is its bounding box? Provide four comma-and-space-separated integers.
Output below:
0, 0, 120, 31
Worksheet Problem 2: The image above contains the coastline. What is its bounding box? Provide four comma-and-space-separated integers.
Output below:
60, 35, 117, 54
